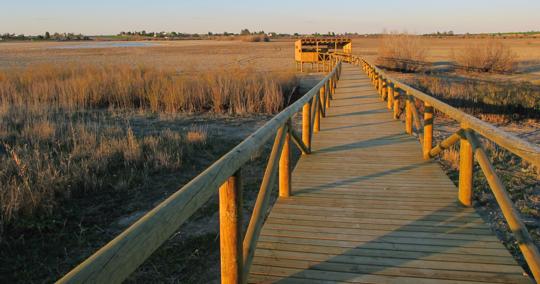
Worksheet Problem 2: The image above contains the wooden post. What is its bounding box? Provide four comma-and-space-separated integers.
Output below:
279, 121, 291, 198
325, 81, 331, 108
320, 84, 326, 117
302, 102, 311, 153
393, 89, 400, 119
459, 126, 473, 207
313, 86, 324, 133
405, 95, 413, 135
423, 102, 434, 160
387, 83, 394, 110
219, 170, 242, 284
300, 61, 304, 72
379, 79, 384, 99
464, 131, 540, 281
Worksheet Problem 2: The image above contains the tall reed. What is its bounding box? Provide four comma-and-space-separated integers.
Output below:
0, 63, 297, 227
0, 64, 296, 114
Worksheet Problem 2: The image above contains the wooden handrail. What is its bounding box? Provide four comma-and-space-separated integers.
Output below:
362, 58, 540, 168
355, 56, 540, 282
464, 130, 540, 281
242, 125, 287, 282
57, 61, 342, 284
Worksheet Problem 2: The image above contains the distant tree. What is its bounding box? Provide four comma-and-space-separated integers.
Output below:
45, 31, 50, 39
241, 28, 251, 35
208, 31, 213, 36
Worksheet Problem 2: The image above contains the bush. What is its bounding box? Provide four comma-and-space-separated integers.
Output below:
376, 33, 428, 72
453, 40, 517, 73
240, 35, 270, 42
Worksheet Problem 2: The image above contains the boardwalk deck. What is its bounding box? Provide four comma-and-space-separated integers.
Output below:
248, 64, 532, 283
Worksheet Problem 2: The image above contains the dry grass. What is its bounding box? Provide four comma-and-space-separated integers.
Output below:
0, 113, 187, 226
0, 63, 297, 228
411, 75, 540, 120
0, 64, 296, 115
186, 125, 208, 144
376, 33, 428, 72
453, 40, 518, 73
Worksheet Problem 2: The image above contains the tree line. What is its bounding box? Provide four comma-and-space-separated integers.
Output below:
0, 32, 91, 41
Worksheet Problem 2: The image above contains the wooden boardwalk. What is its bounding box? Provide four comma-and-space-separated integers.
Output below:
248, 64, 531, 283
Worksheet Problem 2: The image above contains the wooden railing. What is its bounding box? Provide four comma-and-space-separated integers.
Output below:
355, 56, 540, 282
56, 61, 342, 284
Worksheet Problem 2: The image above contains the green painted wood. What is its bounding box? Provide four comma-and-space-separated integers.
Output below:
248, 64, 532, 283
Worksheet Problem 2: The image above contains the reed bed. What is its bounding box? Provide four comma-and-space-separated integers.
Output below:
0, 64, 296, 115
0, 63, 297, 228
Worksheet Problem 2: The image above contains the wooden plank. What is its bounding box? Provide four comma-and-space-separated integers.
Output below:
266, 212, 490, 230
251, 257, 529, 283
253, 252, 524, 278
250, 265, 502, 284
261, 229, 504, 249
248, 64, 529, 283
266, 217, 494, 235
256, 241, 518, 265
262, 223, 501, 242
258, 235, 514, 257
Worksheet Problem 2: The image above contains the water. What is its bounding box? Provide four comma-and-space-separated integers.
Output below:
50, 42, 159, 49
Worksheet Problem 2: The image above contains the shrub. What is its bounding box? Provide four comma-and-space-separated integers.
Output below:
453, 40, 517, 73
240, 35, 270, 42
376, 33, 428, 72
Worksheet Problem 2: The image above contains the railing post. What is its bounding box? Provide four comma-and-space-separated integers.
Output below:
393, 88, 400, 119
423, 102, 434, 160
325, 81, 331, 108
405, 94, 413, 135
320, 84, 326, 117
387, 83, 394, 110
459, 125, 473, 207
219, 170, 243, 284
380, 79, 386, 101
302, 101, 312, 153
279, 120, 292, 198
314, 88, 323, 132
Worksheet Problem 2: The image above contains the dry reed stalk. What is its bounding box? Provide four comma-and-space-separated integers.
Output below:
0, 64, 296, 115
376, 33, 428, 72
453, 40, 518, 73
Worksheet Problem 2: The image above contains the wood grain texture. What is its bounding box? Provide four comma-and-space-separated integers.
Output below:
248, 64, 531, 283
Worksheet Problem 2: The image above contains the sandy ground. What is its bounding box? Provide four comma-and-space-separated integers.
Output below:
0, 40, 296, 73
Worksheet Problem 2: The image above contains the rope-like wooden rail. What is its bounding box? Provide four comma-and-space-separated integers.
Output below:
356, 56, 540, 282
57, 61, 343, 284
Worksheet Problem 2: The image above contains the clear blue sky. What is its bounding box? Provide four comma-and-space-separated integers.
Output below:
2, 0, 539, 35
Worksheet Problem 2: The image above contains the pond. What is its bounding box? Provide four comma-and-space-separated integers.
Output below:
50, 42, 160, 49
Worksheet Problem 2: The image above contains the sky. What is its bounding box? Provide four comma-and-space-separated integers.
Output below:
2, 0, 540, 35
